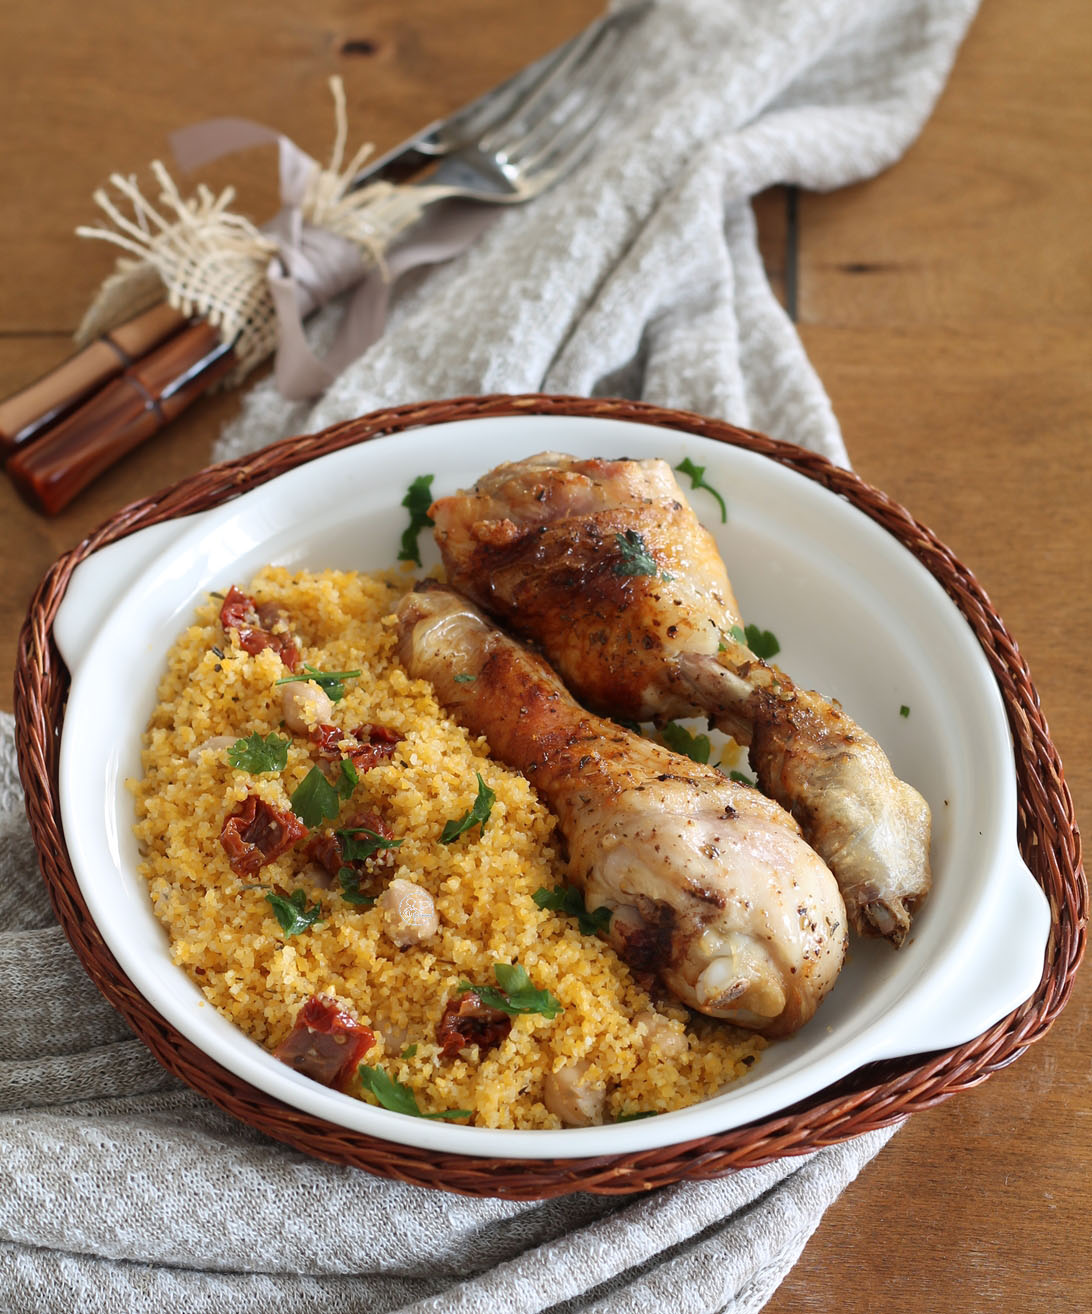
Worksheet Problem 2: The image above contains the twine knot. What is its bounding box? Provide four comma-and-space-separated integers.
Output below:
74, 78, 431, 400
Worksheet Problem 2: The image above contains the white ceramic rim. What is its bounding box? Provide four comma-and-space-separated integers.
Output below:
55, 414, 1051, 1159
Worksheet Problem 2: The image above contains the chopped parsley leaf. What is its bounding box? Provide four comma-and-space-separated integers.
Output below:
337, 825, 404, 864
275, 663, 361, 703
265, 888, 322, 937
397, 474, 436, 567
727, 623, 780, 661
532, 884, 612, 936
358, 1065, 471, 1120
729, 769, 756, 787
337, 866, 376, 906
400, 1044, 418, 1059
661, 722, 712, 764
675, 457, 727, 522
615, 1109, 659, 1122
337, 758, 359, 799
613, 529, 671, 581
227, 731, 289, 774
453, 673, 476, 684
458, 963, 562, 1019
289, 766, 342, 828
899, 704, 911, 718
745, 624, 780, 661
439, 772, 495, 844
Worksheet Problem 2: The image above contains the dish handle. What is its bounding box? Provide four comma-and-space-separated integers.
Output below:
53, 514, 207, 673
871, 847, 1052, 1060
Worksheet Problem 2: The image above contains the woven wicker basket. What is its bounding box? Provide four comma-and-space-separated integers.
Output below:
14, 394, 1086, 1200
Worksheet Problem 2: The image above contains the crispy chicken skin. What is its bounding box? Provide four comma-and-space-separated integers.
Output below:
429, 452, 932, 946
395, 583, 846, 1038
430, 450, 743, 724
676, 643, 932, 946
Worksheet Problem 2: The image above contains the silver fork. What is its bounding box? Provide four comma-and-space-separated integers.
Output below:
384, 2, 651, 214
404, 2, 652, 171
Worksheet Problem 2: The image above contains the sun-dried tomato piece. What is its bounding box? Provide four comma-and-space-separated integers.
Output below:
437, 990, 513, 1059
219, 585, 301, 671
304, 829, 343, 878
273, 995, 375, 1088
340, 809, 396, 852
220, 795, 307, 877
254, 600, 285, 630
307, 723, 402, 776
305, 809, 396, 891
347, 724, 404, 774
308, 723, 345, 759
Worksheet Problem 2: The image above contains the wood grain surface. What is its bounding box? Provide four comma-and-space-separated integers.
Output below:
1, 2, 1088, 1310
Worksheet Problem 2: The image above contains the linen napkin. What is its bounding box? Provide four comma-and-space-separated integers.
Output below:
2, 0, 978, 1309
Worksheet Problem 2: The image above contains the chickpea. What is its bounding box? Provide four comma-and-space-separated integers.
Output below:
378, 879, 439, 947
633, 1009, 688, 1059
280, 680, 334, 734
188, 735, 239, 762
543, 1060, 605, 1127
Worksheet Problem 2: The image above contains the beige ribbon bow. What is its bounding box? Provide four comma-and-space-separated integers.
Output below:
75, 79, 496, 400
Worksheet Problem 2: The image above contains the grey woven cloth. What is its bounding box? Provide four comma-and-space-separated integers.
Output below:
2, 0, 978, 1309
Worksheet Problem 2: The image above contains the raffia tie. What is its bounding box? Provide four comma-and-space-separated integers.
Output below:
74, 78, 445, 400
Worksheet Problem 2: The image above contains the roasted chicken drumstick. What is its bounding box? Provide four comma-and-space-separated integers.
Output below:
429, 452, 932, 946
396, 582, 846, 1038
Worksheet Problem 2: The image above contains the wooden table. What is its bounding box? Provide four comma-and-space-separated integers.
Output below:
1, 2, 1088, 1309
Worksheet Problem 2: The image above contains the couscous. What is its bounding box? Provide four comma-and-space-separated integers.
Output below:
131, 564, 764, 1128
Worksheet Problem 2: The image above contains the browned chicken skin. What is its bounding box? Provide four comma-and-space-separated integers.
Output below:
430, 451, 743, 724
430, 452, 932, 946
396, 583, 846, 1037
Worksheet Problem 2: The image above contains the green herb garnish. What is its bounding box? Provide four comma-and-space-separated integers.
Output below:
675, 457, 727, 522
400, 1044, 418, 1059
275, 663, 361, 703
337, 825, 404, 864
728, 769, 756, 787
338, 758, 359, 799
439, 772, 495, 844
532, 884, 612, 936
728, 623, 781, 661
265, 888, 322, 937
453, 673, 476, 684
289, 766, 343, 828
615, 1109, 659, 1122
358, 1065, 471, 1120
458, 963, 562, 1019
337, 866, 376, 906
613, 529, 671, 581
899, 704, 911, 718
335, 824, 403, 905
227, 731, 290, 774
745, 625, 780, 660
661, 722, 712, 764
397, 473, 435, 566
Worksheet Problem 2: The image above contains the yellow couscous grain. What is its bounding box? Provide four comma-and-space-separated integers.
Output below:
131, 566, 764, 1128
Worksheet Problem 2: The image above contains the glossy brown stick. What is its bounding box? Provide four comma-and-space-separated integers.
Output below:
4, 322, 236, 515
0, 303, 187, 455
